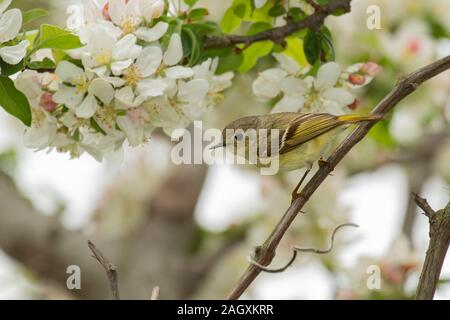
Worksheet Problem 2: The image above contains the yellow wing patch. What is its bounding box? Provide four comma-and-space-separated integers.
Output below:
279, 113, 343, 154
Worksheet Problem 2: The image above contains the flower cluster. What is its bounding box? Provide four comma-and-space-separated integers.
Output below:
17, 0, 233, 160
252, 54, 381, 114
0, 0, 29, 72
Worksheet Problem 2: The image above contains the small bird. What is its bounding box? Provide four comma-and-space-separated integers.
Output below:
211, 112, 381, 198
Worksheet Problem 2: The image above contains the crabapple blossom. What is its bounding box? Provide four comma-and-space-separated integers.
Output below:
10, 0, 233, 160
253, 54, 380, 114
0, 0, 29, 72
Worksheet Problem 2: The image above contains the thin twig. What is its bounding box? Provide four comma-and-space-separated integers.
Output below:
304, 0, 323, 12
87, 240, 120, 300
413, 193, 436, 218
203, 0, 351, 49
227, 55, 450, 300
415, 200, 450, 300
151, 286, 160, 300
248, 223, 358, 273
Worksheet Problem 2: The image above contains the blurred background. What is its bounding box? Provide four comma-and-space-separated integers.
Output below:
0, 0, 449, 299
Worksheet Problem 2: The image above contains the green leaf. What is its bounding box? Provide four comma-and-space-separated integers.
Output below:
268, 5, 286, 17
303, 30, 321, 65
233, 4, 247, 19
181, 26, 202, 66
35, 24, 83, 51
247, 21, 272, 35
0, 76, 32, 126
27, 57, 56, 70
22, 8, 49, 26
238, 41, 273, 72
0, 61, 24, 76
184, 0, 199, 7
188, 8, 209, 21
218, 54, 243, 73
319, 27, 335, 61
221, 7, 241, 34
281, 37, 308, 67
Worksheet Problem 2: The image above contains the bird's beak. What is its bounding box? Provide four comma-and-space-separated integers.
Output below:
209, 142, 224, 150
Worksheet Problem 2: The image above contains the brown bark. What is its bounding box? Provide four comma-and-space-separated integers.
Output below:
415, 197, 450, 300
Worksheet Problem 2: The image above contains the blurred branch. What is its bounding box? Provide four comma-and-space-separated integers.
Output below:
402, 133, 447, 242
227, 55, 450, 300
415, 197, 450, 300
87, 240, 120, 300
248, 223, 358, 273
203, 0, 351, 49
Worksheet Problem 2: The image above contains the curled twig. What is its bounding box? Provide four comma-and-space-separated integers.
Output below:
87, 240, 120, 300
248, 223, 359, 273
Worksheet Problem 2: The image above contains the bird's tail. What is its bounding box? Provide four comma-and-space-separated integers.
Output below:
337, 114, 382, 124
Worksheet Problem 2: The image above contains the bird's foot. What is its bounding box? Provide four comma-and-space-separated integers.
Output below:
318, 158, 334, 172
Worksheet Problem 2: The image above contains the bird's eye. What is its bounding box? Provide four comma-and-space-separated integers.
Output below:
234, 132, 244, 141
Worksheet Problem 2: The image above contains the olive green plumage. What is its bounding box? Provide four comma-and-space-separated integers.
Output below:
218, 112, 381, 171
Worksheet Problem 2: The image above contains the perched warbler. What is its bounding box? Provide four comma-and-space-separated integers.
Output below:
211, 112, 382, 172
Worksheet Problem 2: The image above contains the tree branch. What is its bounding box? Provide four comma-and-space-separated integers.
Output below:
203, 0, 352, 49
227, 55, 450, 300
415, 199, 450, 300
88, 240, 120, 300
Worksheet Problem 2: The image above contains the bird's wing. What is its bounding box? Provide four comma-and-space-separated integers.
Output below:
278, 113, 343, 154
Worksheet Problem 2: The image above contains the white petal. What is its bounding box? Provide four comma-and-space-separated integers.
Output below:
163, 33, 183, 66
136, 46, 162, 77
178, 79, 209, 105
0, 0, 12, 15
273, 53, 301, 75
76, 94, 98, 118
117, 116, 143, 146
115, 86, 146, 108
315, 62, 341, 90
89, 78, 115, 105
135, 21, 168, 42
108, 0, 126, 26
278, 77, 308, 95
165, 66, 194, 79
0, 9, 22, 43
112, 34, 141, 61
272, 96, 304, 113
252, 68, 287, 98
111, 59, 133, 75
55, 61, 85, 82
53, 85, 84, 108
0, 40, 29, 65
100, 76, 126, 87
323, 88, 355, 106
137, 78, 168, 97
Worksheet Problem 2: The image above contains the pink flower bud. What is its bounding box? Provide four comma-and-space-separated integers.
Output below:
407, 39, 421, 54
348, 73, 366, 86
347, 99, 359, 111
40, 92, 58, 112
102, 3, 111, 21
151, 0, 165, 19
361, 62, 382, 76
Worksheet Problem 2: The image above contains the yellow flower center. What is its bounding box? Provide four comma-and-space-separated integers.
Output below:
95, 105, 117, 130
123, 65, 141, 86
31, 108, 45, 127
73, 75, 89, 94
122, 16, 136, 34
95, 51, 113, 65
